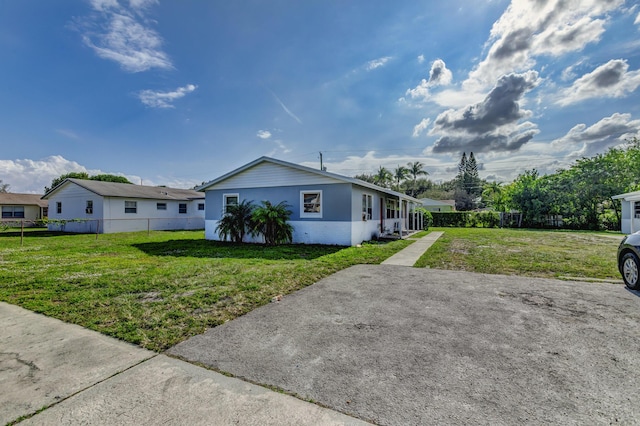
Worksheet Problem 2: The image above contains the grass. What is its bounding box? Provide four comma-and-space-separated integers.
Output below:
415, 227, 621, 281
0, 227, 622, 351
0, 229, 411, 351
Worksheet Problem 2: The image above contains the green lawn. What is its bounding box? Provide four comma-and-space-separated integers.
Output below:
0, 229, 411, 351
0, 227, 622, 351
415, 227, 621, 281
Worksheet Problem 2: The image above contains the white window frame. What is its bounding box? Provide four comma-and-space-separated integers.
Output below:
85, 200, 93, 215
300, 190, 322, 218
178, 203, 187, 214
362, 193, 373, 221
124, 200, 137, 214
223, 193, 239, 213
56, 202, 62, 214
198, 203, 205, 211
157, 202, 167, 210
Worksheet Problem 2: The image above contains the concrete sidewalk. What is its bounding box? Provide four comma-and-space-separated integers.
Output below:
0, 302, 368, 425
381, 231, 443, 266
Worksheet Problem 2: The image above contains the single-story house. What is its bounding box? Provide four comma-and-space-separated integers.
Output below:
0, 193, 48, 224
43, 178, 205, 233
421, 198, 456, 212
198, 156, 424, 246
613, 190, 640, 234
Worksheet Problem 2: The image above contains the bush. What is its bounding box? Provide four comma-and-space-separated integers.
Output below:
431, 211, 501, 228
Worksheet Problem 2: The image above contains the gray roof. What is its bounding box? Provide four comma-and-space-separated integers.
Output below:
421, 198, 455, 207
43, 179, 205, 201
198, 156, 421, 203
612, 191, 640, 201
0, 193, 48, 207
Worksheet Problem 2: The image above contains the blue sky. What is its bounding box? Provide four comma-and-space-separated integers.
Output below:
2, 0, 640, 193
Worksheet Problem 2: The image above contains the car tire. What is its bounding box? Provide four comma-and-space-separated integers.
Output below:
621, 252, 640, 290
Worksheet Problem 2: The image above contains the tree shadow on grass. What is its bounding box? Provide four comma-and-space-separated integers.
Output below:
132, 239, 345, 260
0, 229, 77, 238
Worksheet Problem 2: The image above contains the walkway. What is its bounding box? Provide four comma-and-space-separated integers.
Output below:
381, 231, 444, 266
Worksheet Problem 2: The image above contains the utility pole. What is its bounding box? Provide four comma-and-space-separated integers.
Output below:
319, 151, 323, 171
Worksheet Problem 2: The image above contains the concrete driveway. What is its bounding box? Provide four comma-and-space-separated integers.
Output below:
170, 265, 640, 425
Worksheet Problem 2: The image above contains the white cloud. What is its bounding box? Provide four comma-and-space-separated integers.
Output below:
464, 0, 623, 92
412, 118, 431, 137
0, 155, 202, 193
551, 112, 640, 157
635, 12, 640, 25
80, 0, 172, 73
557, 59, 640, 106
366, 56, 392, 71
138, 84, 197, 108
417, 54, 425, 64
256, 130, 272, 139
405, 59, 453, 101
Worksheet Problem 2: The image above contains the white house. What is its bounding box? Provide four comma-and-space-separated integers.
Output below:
199, 156, 424, 246
43, 178, 205, 233
421, 198, 455, 212
0, 193, 48, 224
613, 190, 640, 234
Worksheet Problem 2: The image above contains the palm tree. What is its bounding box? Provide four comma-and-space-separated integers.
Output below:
482, 182, 506, 211
216, 199, 255, 242
393, 165, 409, 191
251, 200, 294, 245
374, 166, 392, 188
407, 161, 428, 197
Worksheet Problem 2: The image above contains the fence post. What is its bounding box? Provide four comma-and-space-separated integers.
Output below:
96, 219, 99, 240
148, 218, 150, 236
21, 220, 24, 246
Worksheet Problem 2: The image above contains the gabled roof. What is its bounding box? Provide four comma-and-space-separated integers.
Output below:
612, 191, 640, 201
0, 193, 48, 207
198, 156, 421, 202
43, 178, 205, 201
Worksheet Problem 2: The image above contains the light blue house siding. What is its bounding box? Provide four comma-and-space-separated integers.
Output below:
205, 183, 382, 245
201, 157, 422, 246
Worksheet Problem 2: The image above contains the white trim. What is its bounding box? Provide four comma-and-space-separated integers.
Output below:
300, 190, 323, 218
362, 193, 373, 221
223, 193, 239, 213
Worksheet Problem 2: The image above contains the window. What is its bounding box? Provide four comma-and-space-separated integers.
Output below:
2, 206, 24, 218
56, 202, 62, 214
386, 199, 398, 219
179, 203, 187, 214
124, 200, 137, 214
362, 194, 373, 221
223, 194, 239, 213
157, 202, 167, 210
198, 203, 205, 211
635, 202, 640, 219
301, 190, 322, 218
85, 200, 93, 215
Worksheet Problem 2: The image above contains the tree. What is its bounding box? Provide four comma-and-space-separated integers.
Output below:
407, 161, 428, 197
374, 166, 392, 188
0, 179, 9, 193
90, 174, 132, 184
251, 200, 294, 245
45, 172, 132, 193
393, 165, 408, 190
482, 182, 507, 212
216, 199, 255, 243
354, 173, 376, 184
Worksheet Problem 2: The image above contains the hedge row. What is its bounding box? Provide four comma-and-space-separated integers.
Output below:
431, 211, 502, 228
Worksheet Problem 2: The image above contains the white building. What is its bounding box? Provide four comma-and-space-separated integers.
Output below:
43, 178, 205, 233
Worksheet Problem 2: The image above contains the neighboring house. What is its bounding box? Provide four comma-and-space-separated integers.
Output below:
0, 193, 48, 224
613, 190, 640, 234
421, 198, 456, 212
199, 156, 424, 246
42, 179, 205, 233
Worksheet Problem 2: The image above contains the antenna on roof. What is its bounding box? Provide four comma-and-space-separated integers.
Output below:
319, 151, 323, 170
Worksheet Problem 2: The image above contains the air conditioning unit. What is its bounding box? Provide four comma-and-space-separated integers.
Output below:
86, 208, 93, 214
